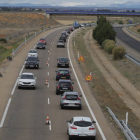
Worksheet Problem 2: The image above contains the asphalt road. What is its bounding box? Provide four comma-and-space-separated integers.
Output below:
0, 28, 103, 140
114, 27, 140, 61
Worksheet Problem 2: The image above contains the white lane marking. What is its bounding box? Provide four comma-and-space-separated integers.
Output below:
49, 120, 51, 131
33, 45, 36, 49
48, 58, 50, 60
48, 64, 49, 67
47, 83, 49, 88
48, 98, 50, 104
67, 31, 106, 140
0, 98, 12, 127
48, 72, 49, 76
11, 64, 25, 95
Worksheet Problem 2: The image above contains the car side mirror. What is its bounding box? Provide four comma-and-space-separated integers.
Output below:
79, 95, 82, 97
66, 120, 70, 123
92, 121, 96, 123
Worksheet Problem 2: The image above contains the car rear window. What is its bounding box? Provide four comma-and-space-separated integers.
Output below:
37, 42, 45, 45
40, 39, 45, 41
29, 50, 37, 53
21, 75, 34, 79
59, 82, 71, 86
66, 95, 78, 100
60, 58, 68, 62
74, 121, 92, 127
27, 57, 37, 61
59, 70, 69, 74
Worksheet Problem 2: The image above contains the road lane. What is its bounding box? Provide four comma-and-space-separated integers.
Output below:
0, 28, 103, 140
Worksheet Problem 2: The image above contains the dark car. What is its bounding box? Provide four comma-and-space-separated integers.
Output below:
56, 79, 74, 95
57, 57, 69, 68
36, 42, 46, 49
61, 31, 68, 38
59, 36, 66, 42
65, 29, 70, 34
55, 69, 71, 81
25, 57, 39, 69
69, 27, 74, 31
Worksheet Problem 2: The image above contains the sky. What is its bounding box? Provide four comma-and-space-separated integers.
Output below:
0, 0, 140, 6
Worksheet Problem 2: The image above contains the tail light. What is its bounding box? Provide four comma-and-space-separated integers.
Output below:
58, 73, 61, 75
67, 73, 70, 75
71, 86, 73, 90
70, 125, 77, 129
58, 61, 60, 63
62, 96, 66, 99
77, 96, 81, 100
89, 126, 95, 130
57, 86, 60, 89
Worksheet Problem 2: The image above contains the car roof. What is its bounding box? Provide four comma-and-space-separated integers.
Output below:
59, 79, 71, 82
64, 92, 78, 95
73, 117, 91, 122
58, 68, 69, 71
59, 57, 68, 59
22, 73, 34, 75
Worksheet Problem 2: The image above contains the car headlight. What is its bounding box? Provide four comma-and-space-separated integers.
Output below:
19, 81, 23, 84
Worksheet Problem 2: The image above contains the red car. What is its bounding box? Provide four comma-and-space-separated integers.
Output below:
39, 38, 47, 45
69, 27, 74, 31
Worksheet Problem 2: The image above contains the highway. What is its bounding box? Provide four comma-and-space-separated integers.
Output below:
0, 28, 104, 140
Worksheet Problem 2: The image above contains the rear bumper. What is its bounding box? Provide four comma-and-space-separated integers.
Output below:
57, 45, 65, 48
56, 89, 73, 94
69, 135, 96, 139
56, 76, 70, 80
25, 64, 39, 68
57, 64, 69, 67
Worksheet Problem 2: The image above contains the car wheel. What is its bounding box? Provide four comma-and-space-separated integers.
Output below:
18, 86, 20, 89
61, 105, 64, 109
56, 91, 59, 95
91, 136, 96, 140
33, 87, 36, 90
67, 65, 69, 68
79, 106, 81, 110
37, 66, 39, 69
57, 65, 59, 68
67, 129, 69, 135
69, 135, 72, 140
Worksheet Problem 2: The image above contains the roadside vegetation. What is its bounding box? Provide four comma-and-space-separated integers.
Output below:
73, 27, 140, 139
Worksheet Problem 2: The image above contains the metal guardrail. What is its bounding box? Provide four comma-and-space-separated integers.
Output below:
126, 26, 140, 38
106, 107, 139, 140
12, 25, 69, 56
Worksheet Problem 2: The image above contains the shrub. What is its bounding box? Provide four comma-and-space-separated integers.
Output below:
101, 39, 110, 49
0, 46, 7, 53
137, 29, 140, 32
118, 20, 123, 24
104, 40, 116, 54
0, 38, 7, 43
112, 46, 125, 60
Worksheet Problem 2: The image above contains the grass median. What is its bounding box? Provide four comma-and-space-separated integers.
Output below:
72, 27, 140, 139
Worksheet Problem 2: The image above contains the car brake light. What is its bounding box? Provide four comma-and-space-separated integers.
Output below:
57, 86, 60, 89
58, 73, 61, 75
89, 126, 95, 130
71, 86, 73, 90
77, 96, 81, 100
62, 96, 66, 99
67, 73, 70, 75
70, 125, 77, 129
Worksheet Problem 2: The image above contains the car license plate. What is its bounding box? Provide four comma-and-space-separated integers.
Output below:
63, 88, 68, 89
79, 134, 86, 136
69, 103, 74, 105
61, 64, 65, 66
61, 77, 66, 78
30, 65, 34, 67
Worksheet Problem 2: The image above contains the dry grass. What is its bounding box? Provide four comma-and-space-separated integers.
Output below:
73, 28, 140, 138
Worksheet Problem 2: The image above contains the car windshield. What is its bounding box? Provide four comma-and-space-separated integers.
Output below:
37, 42, 45, 45
21, 75, 34, 79
58, 40, 64, 43
60, 58, 68, 62
27, 57, 37, 61
74, 121, 92, 127
29, 50, 37, 53
59, 70, 69, 74
59, 82, 71, 86
66, 95, 78, 100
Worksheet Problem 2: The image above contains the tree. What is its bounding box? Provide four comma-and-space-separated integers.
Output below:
92, 15, 116, 45
132, 10, 135, 12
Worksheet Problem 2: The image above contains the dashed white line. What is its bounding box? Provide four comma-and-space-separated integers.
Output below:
47, 83, 49, 88
48, 58, 50, 60
49, 120, 51, 131
67, 30, 106, 140
48, 98, 50, 104
48, 72, 49, 76
0, 98, 12, 128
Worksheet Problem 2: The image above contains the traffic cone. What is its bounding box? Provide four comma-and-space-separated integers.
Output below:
46, 61, 48, 66
46, 79, 48, 85
45, 115, 50, 125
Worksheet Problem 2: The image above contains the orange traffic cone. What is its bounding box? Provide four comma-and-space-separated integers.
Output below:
46, 79, 48, 85
46, 61, 48, 66
45, 115, 50, 125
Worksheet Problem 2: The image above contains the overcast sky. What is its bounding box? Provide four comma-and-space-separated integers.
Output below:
0, 0, 140, 6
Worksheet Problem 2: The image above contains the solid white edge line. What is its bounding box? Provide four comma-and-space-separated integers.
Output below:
48, 72, 49, 76
49, 120, 51, 131
0, 98, 12, 127
67, 30, 106, 140
47, 83, 49, 88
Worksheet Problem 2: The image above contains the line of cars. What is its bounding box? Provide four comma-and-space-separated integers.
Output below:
55, 28, 96, 140
17, 38, 47, 89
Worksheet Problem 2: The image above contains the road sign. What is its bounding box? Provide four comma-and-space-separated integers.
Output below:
78, 56, 85, 62
85, 75, 92, 81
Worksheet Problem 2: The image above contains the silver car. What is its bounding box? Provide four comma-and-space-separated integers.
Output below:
60, 92, 82, 109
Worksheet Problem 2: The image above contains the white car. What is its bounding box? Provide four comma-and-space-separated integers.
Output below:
67, 117, 96, 140
28, 49, 38, 57
18, 73, 36, 89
